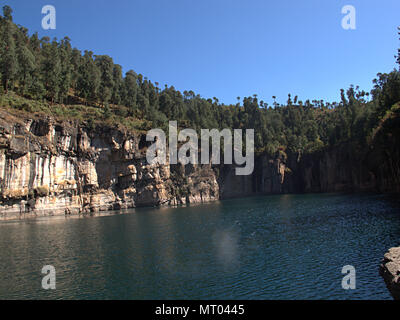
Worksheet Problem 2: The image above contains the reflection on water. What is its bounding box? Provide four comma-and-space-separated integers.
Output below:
0, 193, 399, 300
213, 228, 240, 271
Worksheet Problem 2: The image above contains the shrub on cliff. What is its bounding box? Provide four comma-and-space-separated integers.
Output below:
34, 186, 49, 197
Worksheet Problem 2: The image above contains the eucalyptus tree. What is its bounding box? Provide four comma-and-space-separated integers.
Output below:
95, 55, 114, 105
124, 70, 139, 114
77, 51, 100, 105
111, 64, 123, 105
41, 39, 61, 103
15, 28, 35, 94
0, 6, 18, 93
58, 37, 73, 103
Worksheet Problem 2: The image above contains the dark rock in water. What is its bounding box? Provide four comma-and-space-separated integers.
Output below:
380, 247, 400, 300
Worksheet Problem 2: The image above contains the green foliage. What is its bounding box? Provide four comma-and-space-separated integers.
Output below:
371, 72, 400, 119
0, 5, 399, 158
95, 55, 114, 105
2, 5, 12, 21
397, 26, 400, 69
34, 186, 49, 197
0, 15, 18, 93
103, 103, 112, 119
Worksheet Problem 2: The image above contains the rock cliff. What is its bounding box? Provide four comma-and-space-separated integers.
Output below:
0, 109, 398, 220
0, 110, 219, 220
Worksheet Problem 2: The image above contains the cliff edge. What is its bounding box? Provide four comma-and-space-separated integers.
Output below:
0, 106, 398, 220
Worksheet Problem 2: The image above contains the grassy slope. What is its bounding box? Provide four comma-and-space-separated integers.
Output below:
0, 92, 150, 134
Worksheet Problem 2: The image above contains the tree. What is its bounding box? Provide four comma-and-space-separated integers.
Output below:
16, 36, 35, 94
77, 51, 100, 104
2, 5, 12, 21
397, 26, 400, 69
124, 70, 138, 114
70, 48, 82, 91
41, 39, 61, 103
58, 37, 73, 103
103, 103, 112, 119
0, 4, 399, 161
371, 71, 400, 118
111, 64, 123, 105
95, 55, 114, 105
0, 15, 18, 93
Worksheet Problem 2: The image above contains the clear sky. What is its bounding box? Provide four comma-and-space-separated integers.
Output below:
4, 0, 400, 105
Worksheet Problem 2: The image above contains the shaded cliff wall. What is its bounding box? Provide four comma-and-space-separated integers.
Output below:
220, 141, 400, 198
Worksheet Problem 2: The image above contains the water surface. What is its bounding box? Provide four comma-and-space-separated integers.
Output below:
0, 193, 399, 300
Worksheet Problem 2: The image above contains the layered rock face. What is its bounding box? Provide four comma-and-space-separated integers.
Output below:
380, 247, 400, 300
0, 109, 398, 220
0, 111, 219, 220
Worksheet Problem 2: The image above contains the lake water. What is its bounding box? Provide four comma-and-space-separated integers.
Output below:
0, 193, 399, 300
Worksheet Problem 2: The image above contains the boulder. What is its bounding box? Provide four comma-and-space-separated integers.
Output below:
380, 247, 400, 300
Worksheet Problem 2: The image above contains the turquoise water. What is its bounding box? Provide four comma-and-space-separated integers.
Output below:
0, 193, 399, 300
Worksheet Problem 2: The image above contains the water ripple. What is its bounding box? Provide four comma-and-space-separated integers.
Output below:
0, 193, 399, 299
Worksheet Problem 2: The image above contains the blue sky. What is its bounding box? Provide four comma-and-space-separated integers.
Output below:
4, 0, 400, 105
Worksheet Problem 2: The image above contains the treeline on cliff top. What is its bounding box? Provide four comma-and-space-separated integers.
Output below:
0, 5, 399, 156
